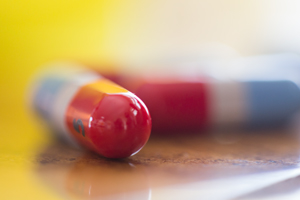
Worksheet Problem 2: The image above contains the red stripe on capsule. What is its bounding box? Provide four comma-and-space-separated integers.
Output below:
134, 82, 209, 132
101, 74, 209, 132
65, 79, 152, 158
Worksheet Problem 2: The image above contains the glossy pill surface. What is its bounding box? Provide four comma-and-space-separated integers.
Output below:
31, 65, 152, 158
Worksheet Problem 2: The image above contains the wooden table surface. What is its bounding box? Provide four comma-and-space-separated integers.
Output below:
33, 125, 300, 200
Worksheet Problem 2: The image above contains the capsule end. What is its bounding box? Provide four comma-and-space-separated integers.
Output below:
89, 93, 152, 158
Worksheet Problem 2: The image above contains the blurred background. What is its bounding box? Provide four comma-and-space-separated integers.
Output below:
2, 0, 300, 199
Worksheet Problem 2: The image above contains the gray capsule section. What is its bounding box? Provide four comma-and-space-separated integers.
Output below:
245, 81, 300, 127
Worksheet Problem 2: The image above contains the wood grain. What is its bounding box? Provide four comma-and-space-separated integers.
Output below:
34, 126, 300, 199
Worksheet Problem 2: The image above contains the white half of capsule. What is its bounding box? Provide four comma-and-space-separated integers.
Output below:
31, 63, 102, 146
207, 81, 248, 127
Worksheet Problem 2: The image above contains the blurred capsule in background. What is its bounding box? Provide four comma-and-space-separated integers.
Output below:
97, 53, 300, 132
29, 63, 152, 158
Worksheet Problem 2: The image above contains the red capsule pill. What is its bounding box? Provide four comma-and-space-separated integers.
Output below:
31, 64, 152, 158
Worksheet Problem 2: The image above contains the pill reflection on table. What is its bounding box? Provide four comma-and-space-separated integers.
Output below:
36, 153, 151, 200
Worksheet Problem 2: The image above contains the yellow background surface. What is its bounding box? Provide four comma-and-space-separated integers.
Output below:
0, 1, 120, 199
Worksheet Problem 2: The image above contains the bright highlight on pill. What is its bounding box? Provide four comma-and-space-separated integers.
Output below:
30, 63, 152, 158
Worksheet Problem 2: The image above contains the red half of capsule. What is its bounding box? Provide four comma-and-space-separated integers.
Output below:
134, 82, 208, 132
65, 80, 152, 158
101, 74, 209, 132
